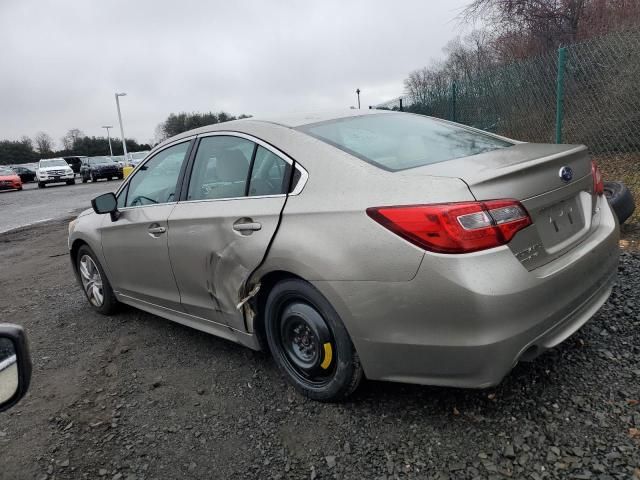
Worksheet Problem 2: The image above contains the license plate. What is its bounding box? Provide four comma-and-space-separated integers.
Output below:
53, 176, 60, 181
538, 196, 584, 246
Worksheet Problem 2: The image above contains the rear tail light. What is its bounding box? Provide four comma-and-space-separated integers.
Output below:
367, 200, 532, 254
591, 160, 604, 196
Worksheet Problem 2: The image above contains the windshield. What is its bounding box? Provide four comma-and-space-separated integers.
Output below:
297, 113, 513, 172
0, 167, 15, 175
39, 159, 68, 167
89, 157, 112, 165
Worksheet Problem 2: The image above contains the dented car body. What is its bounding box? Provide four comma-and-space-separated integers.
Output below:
68, 110, 619, 399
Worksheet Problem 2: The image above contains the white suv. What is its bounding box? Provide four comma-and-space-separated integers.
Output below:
36, 158, 75, 188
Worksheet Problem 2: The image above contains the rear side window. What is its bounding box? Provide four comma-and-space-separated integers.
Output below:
187, 136, 254, 201
248, 146, 291, 196
187, 137, 296, 201
297, 113, 512, 172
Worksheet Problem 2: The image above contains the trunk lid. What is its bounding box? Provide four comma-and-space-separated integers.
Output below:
402, 143, 598, 270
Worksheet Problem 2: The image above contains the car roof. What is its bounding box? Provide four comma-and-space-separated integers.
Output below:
251, 108, 391, 128
153, 109, 394, 152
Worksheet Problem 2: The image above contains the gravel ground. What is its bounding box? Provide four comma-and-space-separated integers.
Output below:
0, 218, 639, 480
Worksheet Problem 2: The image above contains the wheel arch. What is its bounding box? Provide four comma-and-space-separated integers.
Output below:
70, 238, 89, 278
247, 269, 356, 356
249, 270, 306, 351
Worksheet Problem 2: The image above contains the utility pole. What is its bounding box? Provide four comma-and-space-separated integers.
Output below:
115, 93, 129, 162
102, 125, 114, 156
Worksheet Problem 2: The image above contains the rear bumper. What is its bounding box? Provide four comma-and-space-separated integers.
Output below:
313, 197, 619, 388
0, 182, 21, 190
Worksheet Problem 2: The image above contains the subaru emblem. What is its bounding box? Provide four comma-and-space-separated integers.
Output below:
559, 166, 573, 183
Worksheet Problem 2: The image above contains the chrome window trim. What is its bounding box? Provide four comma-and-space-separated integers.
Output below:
117, 202, 178, 212
196, 130, 308, 196
177, 194, 286, 206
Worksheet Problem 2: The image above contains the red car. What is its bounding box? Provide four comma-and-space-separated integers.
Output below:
0, 166, 22, 191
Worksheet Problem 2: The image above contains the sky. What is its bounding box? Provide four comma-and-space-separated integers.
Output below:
0, 0, 470, 147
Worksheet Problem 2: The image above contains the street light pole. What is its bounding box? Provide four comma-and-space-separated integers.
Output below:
115, 93, 128, 163
356, 88, 361, 109
102, 125, 114, 156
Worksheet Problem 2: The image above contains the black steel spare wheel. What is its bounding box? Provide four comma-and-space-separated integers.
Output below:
264, 279, 363, 402
279, 302, 335, 384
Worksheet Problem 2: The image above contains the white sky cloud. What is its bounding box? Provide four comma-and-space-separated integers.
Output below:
0, 0, 470, 146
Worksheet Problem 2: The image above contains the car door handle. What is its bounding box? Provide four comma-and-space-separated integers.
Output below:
233, 222, 262, 232
148, 225, 166, 235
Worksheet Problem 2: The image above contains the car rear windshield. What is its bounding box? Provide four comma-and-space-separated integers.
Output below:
297, 113, 513, 171
0, 167, 14, 175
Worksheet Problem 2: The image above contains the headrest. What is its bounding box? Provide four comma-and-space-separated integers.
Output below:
216, 150, 248, 182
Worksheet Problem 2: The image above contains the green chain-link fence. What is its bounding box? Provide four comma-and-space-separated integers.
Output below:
374, 28, 640, 223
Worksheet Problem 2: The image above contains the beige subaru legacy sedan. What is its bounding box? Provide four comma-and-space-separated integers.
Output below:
68, 110, 619, 401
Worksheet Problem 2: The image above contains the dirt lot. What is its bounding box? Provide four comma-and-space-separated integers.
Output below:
0, 218, 639, 480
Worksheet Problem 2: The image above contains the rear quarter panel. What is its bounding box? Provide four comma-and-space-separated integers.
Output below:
244, 123, 477, 282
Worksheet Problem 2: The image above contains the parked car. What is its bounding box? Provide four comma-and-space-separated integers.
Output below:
0, 324, 32, 413
127, 151, 150, 167
63, 156, 87, 175
10, 166, 36, 183
0, 166, 22, 191
109, 157, 125, 168
68, 110, 619, 401
80, 156, 124, 183
36, 158, 75, 187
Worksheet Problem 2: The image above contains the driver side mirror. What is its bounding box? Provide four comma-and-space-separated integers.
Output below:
91, 192, 120, 221
0, 324, 32, 413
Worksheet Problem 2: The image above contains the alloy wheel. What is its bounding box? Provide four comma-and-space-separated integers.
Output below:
79, 254, 104, 307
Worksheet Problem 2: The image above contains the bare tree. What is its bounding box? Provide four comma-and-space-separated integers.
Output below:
457, 0, 639, 58
34, 132, 54, 155
61, 128, 85, 150
19, 135, 33, 149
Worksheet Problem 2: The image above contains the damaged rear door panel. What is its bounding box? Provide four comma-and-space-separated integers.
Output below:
167, 134, 293, 333
168, 197, 286, 331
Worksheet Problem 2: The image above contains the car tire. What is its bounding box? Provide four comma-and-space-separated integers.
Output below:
118, 175, 124, 180
66, 179, 75, 185
37, 182, 45, 188
76, 245, 119, 315
604, 181, 635, 225
264, 279, 363, 402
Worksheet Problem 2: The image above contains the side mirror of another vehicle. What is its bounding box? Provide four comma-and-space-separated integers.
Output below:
0, 324, 32, 413
92, 192, 120, 221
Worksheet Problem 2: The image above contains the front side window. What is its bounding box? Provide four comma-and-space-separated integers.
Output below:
187, 136, 255, 201
248, 146, 291, 196
297, 113, 513, 172
124, 142, 190, 207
